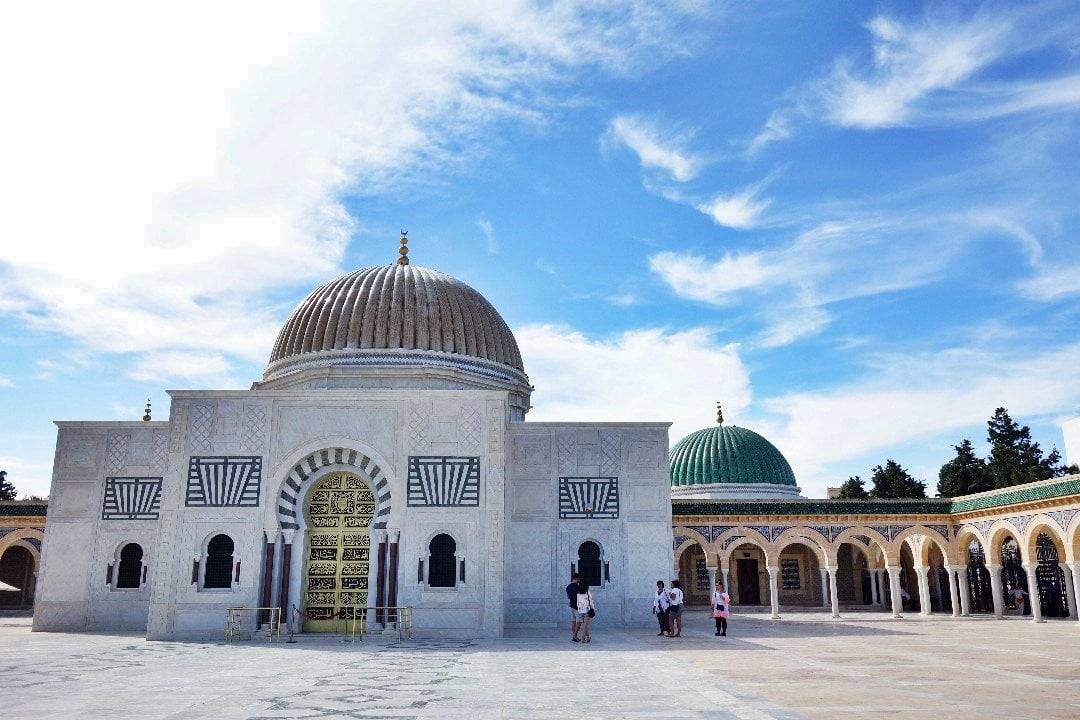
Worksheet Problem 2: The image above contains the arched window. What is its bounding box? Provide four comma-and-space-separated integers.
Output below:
204, 534, 235, 589
428, 534, 457, 588
577, 541, 602, 587
116, 543, 143, 589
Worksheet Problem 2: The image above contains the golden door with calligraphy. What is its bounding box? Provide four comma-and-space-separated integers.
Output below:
302, 472, 373, 633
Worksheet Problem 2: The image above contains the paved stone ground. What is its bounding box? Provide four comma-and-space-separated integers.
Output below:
3, 610, 1079, 719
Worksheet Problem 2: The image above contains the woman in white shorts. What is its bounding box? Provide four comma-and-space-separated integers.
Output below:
575, 581, 595, 643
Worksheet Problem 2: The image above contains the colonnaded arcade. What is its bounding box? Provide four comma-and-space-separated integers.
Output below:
5, 235, 1080, 637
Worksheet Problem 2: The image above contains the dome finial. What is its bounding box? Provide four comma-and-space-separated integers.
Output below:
397, 228, 409, 266
142, 398, 152, 422
716, 402, 723, 425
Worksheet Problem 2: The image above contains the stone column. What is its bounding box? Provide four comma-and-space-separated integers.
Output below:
886, 565, 903, 618
915, 566, 932, 616
827, 566, 841, 619
986, 563, 1005, 618
259, 530, 276, 625
870, 569, 880, 606
387, 529, 400, 625
958, 567, 971, 616
945, 566, 961, 617
819, 568, 830, 608
1022, 563, 1044, 622
1062, 561, 1080, 621
1057, 563, 1077, 620
721, 567, 730, 594
707, 565, 718, 595
278, 530, 294, 629
767, 566, 780, 619
374, 530, 388, 627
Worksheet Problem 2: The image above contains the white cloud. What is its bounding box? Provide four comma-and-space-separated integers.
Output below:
516, 324, 751, 444
0, 2, 696, 370
535, 259, 559, 277
755, 306, 831, 349
750, 8, 1080, 150
128, 351, 239, 386
824, 14, 1008, 129
475, 217, 497, 255
604, 115, 703, 182
647, 210, 1017, 346
1016, 262, 1080, 301
606, 291, 639, 307
0, 376, 13, 388
0, 455, 52, 499
695, 186, 772, 229
756, 343, 1080, 497
649, 250, 779, 304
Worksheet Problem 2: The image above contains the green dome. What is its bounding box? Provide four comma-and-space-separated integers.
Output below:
669, 424, 797, 487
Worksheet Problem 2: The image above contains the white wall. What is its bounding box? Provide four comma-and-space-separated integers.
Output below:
34, 422, 168, 632
505, 422, 673, 629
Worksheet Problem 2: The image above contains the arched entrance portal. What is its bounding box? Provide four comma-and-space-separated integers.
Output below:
0, 545, 35, 608
302, 471, 375, 632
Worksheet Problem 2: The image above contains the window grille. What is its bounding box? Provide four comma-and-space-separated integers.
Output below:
204, 534, 235, 589
116, 543, 143, 589
577, 541, 602, 587
428, 534, 457, 588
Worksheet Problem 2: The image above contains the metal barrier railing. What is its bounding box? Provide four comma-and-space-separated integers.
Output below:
228, 604, 414, 643
224, 606, 282, 643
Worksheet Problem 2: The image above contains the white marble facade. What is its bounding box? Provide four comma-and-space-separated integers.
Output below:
33, 260, 674, 640
33, 391, 673, 640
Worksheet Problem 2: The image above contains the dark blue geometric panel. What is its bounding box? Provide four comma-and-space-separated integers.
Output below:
102, 477, 162, 520
559, 477, 619, 519
407, 456, 480, 506
186, 456, 262, 507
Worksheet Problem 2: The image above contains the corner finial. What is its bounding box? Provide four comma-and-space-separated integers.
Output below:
716, 402, 723, 425
397, 228, 409, 266
142, 398, 152, 422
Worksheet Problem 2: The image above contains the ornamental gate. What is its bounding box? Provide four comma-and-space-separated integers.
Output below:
302, 472, 374, 633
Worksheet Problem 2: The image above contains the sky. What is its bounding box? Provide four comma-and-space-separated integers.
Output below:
2, 1, 1079, 499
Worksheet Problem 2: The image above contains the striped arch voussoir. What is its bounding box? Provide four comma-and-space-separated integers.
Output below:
277, 447, 391, 531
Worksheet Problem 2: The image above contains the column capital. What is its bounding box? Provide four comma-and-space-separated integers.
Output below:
766, 565, 780, 574
373, 529, 388, 543
263, 528, 278, 543
985, 563, 1001, 571
825, 565, 838, 573
281, 529, 296, 545
387, 528, 401, 543
1021, 562, 1038, 572
1068, 560, 1080, 570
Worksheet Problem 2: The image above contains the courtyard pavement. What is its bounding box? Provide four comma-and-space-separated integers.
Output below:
2, 609, 1079, 719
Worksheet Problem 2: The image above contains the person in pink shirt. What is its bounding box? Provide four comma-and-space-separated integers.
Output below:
712, 580, 731, 637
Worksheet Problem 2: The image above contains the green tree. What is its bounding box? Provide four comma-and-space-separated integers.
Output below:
937, 439, 991, 497
0, 470, 16, 501
868, 460, 926, 499
836, 475, 869, 499
986, 407, 1076, 489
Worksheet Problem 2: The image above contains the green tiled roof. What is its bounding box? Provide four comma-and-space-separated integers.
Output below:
0, 501, 48, 517
673, 498, 951, 517
948, 477, 1080, 513
670, 425, 797, 488
671, 475, 1080, 517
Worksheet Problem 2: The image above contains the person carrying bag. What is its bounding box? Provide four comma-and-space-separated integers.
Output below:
712, 580, 731, 637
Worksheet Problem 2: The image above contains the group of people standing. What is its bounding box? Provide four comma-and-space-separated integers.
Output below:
565, 573, 731, 643
654, 579, 730, 637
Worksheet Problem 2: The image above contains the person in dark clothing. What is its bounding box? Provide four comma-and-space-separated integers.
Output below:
654, 580, 671, 636
566, 572, 582, 642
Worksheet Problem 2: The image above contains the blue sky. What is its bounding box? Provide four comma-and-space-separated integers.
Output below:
2, 1, 1079, 498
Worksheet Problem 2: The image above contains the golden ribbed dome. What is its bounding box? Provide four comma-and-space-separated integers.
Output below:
267, 264, 523, 374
